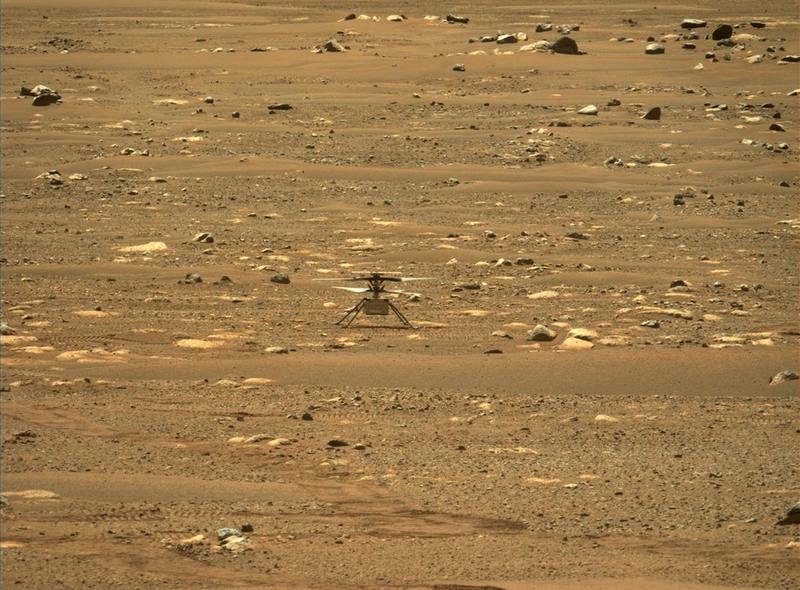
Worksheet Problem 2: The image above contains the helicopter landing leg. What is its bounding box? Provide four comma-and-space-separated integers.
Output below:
387, 300, 414, 329
335, 298, 366, 327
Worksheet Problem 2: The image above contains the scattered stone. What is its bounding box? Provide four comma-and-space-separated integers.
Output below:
769, 370, 798, 385
270, 273, 291, 284
314, 39, 346, 53
32, 94, 60, 106
536, 23, 553, 33
604, 156, 624, 167
192, 232, 214, 243
577, 104, 598, 115
387, 14, 405, 22
769, 123, 785, 132
483, 347, 503, 354
301, 412, 313, 421
267, 103, 292, 111
745, 54, 763, 64
750, 21, 766, 28
565, 231, 589, 240
203, 96, 214, 104
712, 24, 733, 40
780, 55, 800, 63
515, 257, 534, 265
327, 439, 349, 447
641, 320, 660, 328
551, 36, 580, 55
216, 528, 241, 542
527, 325, 557, 341
491, 331, 512, 339
231, 111, 240, 118
240, 523, 254, 533
558, 337, 594, 350
496, 34, 518, 44
37, 170, 63, 185
265, 346, 289, 354
179, 273, 202, 284
642, 106, 661, 120
0, 322, 14, 336
777, 502, 800, 525
452, 64, 466, 72
446, 14, 469, 24
567, 328, 598, 341
645, 43, 665, 55
680, 19, 707, 29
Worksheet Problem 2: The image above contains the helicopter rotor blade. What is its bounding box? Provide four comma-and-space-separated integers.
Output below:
398, 277, 434, 282
384, 289, 422, 297
332, 286, 371, 293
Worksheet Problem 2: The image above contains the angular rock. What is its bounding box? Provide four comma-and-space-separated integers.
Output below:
770, 370, 799, 385
267, 103, 292, 111
386, 14, 405, 22
192, 232, 214, 243
527, 324, 557, 341
777, 502, 800, 525
536, 23, 552, 33
645, 43, 665, 55
642, 106, 661, 120
446, 14, 469, 24
32, 94, 60, 106
680, 19, 707, 29
577, 104, 598, 115
216, 528, 241, 542
315, 39, 346, 53
551, 36, 579, 55
270, 273, 290, 284
496, 33, 518, 44
265, 346, 289, 354
452, 63, 466, 72
558, 337, 594, 350
712, 24, 733, 40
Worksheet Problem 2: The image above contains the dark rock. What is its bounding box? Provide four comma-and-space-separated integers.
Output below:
565, 231, 588, 240
641, 320, 660, 328
327, 439, 349, 447
179, 273, 203, 284
483, 347, 503, 354
551, 36, 579, 55
750, 21, 766, 29
645, 43, 665, 55
607, 98, 621, 106
682, 42, 696, 49
712, 24, 733, 40
231, 111, 240, 118
446, 14, 469, 24
32, 94, 60, 106
267, 103, 292, 110
452, 63, 466, 71
203, 96, 214, 104
515, 257, 534, 265
769, 123, 785, 132
642, 106, 661, 120
777, 502, 800, 524
240, 523, 254, 533
270, 273, 291, 284
341, 13, 356, 21
301, 412, 313, 421
536, 23, 552, 33
781, 55, 800, 63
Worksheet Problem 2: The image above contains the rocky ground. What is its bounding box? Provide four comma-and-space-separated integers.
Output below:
1, 1, 799, 589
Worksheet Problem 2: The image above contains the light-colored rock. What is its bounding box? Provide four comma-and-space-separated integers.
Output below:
558, 337, 594, 350
118, 241, 168, 253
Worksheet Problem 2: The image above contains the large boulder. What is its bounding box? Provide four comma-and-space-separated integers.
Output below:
712, 24, 733, 40
551, 36, 579, 55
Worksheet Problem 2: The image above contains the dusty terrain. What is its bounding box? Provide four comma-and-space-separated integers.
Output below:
1, 1, 799, 588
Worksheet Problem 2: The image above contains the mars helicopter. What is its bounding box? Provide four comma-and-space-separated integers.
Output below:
314, 272, 431, 328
